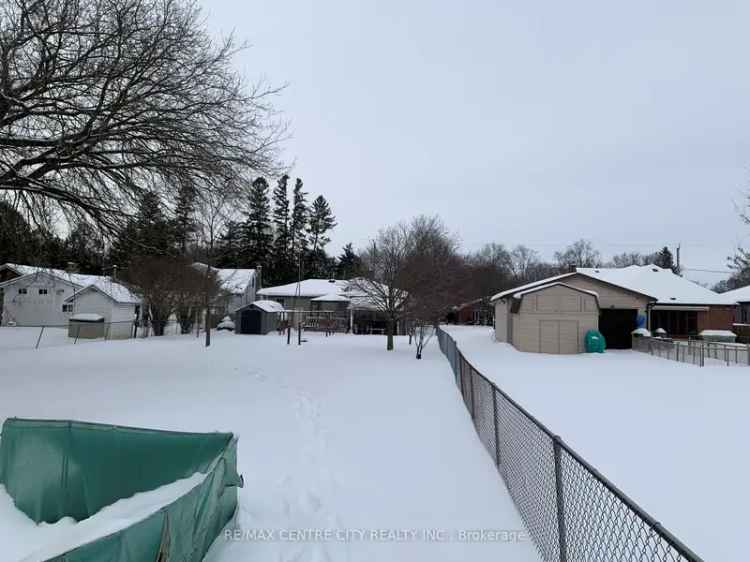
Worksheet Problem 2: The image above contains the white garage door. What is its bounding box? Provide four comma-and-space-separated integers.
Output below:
539, 320, 580, 354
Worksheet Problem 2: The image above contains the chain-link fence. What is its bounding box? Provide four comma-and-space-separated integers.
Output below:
633, 336, 750, 367
0, 321, 138, 351
0, 319, 214, 351
437, 328, 702, 562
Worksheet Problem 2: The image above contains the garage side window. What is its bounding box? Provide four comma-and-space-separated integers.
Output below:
18, 288, 27, 295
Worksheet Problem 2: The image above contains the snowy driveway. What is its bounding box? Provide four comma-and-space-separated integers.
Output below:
445, 325, 749, 562
1, 331, 540, 562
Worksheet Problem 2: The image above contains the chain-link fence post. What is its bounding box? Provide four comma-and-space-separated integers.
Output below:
467, 361, 475, 421
552, 435, 568, 562
35, 326, 45, 349
492, 388, 501, 468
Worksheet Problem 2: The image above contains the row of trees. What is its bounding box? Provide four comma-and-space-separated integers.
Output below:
353, 218, 684, 356
462, 240, 680, 307
215, 175, 338, 284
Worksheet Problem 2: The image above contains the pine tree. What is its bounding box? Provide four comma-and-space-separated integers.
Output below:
136, 192, 175, 256
270, 175, 291, 282
243, 177, 272, 268
336, 243, 362, 279
0, 201, 35, 264
216, 220, 243, 267
308, 195, 337, 254
110, 192, 175, 267
654, 246, 679, 274
64, 222, 105, 274
289, 178, 309, 269
173, 183, 197, 254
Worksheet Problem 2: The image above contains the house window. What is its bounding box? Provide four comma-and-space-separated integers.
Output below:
62, 304, 74, 313
38, 288, 48, 295
18, 288, 27, 295
651, 310, 698, 337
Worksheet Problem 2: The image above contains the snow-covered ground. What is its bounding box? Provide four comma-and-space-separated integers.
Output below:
2, 473, 205, 561
0, 331, 540, 562
443, 325, 749, 562
0, 324, 191, 351
0, 327, 71, 351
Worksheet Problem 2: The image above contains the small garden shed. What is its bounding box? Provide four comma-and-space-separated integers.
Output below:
236, 300, 284, 335
68, 313, 105, 339
495, 283, 599, 354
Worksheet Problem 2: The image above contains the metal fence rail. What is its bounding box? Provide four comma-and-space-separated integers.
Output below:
437, 328, 702, 562
633, 336, 750, 367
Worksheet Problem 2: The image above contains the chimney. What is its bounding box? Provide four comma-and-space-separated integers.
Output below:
568, 263, 576, 273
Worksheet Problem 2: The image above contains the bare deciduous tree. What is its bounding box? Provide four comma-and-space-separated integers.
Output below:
0, 0, 283, 231
124, 255, 209, 336
354, 215, 466, 356
401, 216, 466, 359
351, 223, 410, 351
193, 182, 238, 346
554, 239, 602, 269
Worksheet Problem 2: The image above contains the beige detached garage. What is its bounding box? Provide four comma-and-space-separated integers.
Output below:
495, 283, 599, 354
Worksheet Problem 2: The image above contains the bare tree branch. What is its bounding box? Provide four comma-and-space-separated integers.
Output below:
0, 0, 286, 233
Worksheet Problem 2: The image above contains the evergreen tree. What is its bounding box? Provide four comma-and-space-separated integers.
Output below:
110, 192, 175, 267
654, 246, 679, 274
305, 248, 336, 278
64, 222, 105, 274
270, 175, 292, 282
307, 195, 337, 254
0, 201, 35, 264
173, 183, 197, 253
289, 178, 309, 268
216, 220, 243, 267
336, 243, 363, 279
243, 177, 272, 268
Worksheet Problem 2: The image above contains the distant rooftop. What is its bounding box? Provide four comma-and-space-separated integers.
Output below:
492, 265, 728, 306
0, 263, 139, 304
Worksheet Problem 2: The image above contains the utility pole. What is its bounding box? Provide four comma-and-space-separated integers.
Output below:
676, 244, 681, 273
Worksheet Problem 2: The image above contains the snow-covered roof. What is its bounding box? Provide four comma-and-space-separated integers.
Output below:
492, 265, 727, 306
699, 329, 736, 337
577, 265, 728, 305
311, 293, 351, 303
257, 279, 348, 298
251, 300, 285, 313
70, 313, 105, 322
491, 273, 576, 301
192, 263, 256, 294
716, 284, 750, 304
0, 263, 139, 304
512, 282, 598, 300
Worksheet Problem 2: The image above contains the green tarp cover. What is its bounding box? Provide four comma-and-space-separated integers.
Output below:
0, 418, 243, 562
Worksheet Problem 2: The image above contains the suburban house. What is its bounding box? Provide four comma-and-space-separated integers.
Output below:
192, 263, 258, 314
448, 298, 494, 325
257, 278, 396, 334
718, 284, 750, 323
491, 265, 734, 354
0, 264, 140, 337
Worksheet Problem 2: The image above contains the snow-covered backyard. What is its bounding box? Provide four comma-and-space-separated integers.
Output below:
0, 327, 71, 351
444, 325, 749, 562
0, 331, 540, 562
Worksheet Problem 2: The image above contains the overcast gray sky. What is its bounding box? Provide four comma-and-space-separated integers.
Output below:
202, 0, 750, 285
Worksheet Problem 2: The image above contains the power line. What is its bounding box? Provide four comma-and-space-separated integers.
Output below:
681, 267, 734, 275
